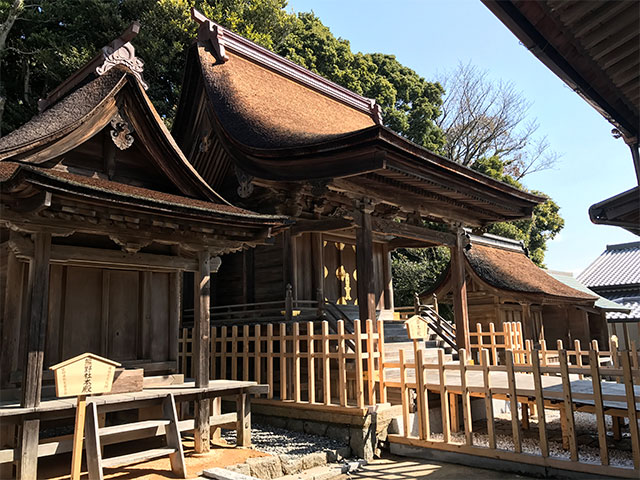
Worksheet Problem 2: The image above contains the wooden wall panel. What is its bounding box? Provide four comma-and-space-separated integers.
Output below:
108, 270, 139, 360
62, 266, 102, 359
44, 265, 65, 368
150, 272, 170, 361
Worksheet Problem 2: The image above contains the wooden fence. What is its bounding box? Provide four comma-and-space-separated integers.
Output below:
178, 319, 385, 411
386, 346, 640, 478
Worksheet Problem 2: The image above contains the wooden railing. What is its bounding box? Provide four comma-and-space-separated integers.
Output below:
178, 319, 385, 411
469, 321, 524, 365
386, 345, 640, 478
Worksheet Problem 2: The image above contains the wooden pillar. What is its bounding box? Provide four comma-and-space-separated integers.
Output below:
17, 232, 51, 480
283, 231, 297, 299
311, 233, 324, 301
521, 303, 532, 341
382, 243, 394, 311
0, 246, 25, 387
193, 252, 220, 453
168, 271, 181, 363
450, 228, 470, 353
356, 208, 376, 322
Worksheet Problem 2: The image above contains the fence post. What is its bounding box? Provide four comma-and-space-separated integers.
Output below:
399, 349, 409, 437
416, 349, 429, 440
366, 319, 376, 406
210, 326, 217, 380
480, 350, 496, 449
559, 349, 578, 461
267, 324, 273, 399
322, 321, 331, 405
459, 349, 472, 446
438, 349, 450, 443
243, 325, 250, 381
531, 350, 548, 457
354, 319, 365, 408
588, 350, 608, 466
255, 325, 262, 385
621, 350, 640, 469
307, 321, 315, 404
293, 322, 300, 402
280, 323, 287, 401
220, 326, 228, 379
489, 322, 497, 365
505, 350, 522, 453
338, 320, 347, 407
377, 319, 387, 404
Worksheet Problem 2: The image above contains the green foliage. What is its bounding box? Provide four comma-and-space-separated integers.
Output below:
391, 246, 450, 307
1, 0, 445, 148
471, 156, 564, 266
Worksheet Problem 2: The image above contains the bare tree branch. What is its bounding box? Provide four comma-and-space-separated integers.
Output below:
436, 62, 558, 178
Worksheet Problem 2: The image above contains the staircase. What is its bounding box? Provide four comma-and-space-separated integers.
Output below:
84, 393, 186, 479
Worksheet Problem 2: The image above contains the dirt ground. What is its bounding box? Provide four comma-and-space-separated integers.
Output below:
37, 438, 270, 480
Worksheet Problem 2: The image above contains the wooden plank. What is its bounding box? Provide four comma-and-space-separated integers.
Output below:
366, 319, 376, 406
559, 350, 578, 461
254, 325, 262, 385
193, 251, 213, 453
210, 397, 222, 442
354, 319, 365, 408
531, 351, 549, 457
236, 393, 251, 448
460, 349, 473, 446
293, 323, 300, 403
169, 272, 181, 364
370, 216, 456, 246
377, 319, 387, 404
589, 350, 608, 465
279, 323, 287, 401
505, 350, 522, 453
307, 322, 315, 404
162, 393, 187, 477
438, 349, 450, 443
231, 326, 238, 381
1, 248, 24, 387
416, 349, 429, 440
480, 350, 496, 449
267, 324, 274, 400
621, 350, 640, 469
399, 349, 409, 437
101, 271, 110, 356
322, 321, 331, 405
451, 228, 470, 353
70, 395, 87, 480
242, 325, 250, 382
84, 401, 104, 480
220, 327, 228, 380
338, 321, 347, 407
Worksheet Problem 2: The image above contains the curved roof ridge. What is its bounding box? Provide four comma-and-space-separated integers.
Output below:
191, 8, 383, 125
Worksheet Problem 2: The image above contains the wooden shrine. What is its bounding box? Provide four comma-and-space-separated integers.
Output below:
421, 233, 608, 348
171, 9, 544, 347
0, 24, 280, 478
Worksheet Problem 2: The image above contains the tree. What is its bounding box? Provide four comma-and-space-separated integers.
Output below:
391, 246, 450, 308
436, 63, 558, 180
1, 1, 446, 147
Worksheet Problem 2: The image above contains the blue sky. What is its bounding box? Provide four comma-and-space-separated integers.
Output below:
287, 0, 638, 274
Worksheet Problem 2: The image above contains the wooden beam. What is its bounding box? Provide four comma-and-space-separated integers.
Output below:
18, 232, 51, 480
356, 209, 376, 322
371, 217, 456, 246
290, 218, 353, 236
450, 228, 470, 353
10, 235, 199, 272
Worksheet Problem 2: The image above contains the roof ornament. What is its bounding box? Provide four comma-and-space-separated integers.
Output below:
110, 112, 135, 150
192, 8, 229, 64
96, 27, 148, 90
37, 22, 146, 112
234, 165, 254, 198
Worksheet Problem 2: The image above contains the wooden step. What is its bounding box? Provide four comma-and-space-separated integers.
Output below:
101, 447, 177, 468
98, 420, 171, 437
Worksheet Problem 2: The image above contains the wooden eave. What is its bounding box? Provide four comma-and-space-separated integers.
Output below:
482, 0, 639, 140
589, 186, 640, 235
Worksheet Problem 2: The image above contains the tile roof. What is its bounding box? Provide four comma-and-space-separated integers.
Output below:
546, 271, 630, 312
577, 241, 640, 288
606, 296, 640, 322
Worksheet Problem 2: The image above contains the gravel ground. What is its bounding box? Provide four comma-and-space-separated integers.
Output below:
222, 423, 349, 458
428, 410, 636, 469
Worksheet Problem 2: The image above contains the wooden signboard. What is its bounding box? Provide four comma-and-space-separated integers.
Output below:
404, 315, 429, 340
50, 353, 121, 480
50, 353, 121, 397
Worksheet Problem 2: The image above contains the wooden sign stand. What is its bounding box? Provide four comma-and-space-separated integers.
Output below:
50, 353, 121, 480
71, 394, 87, 480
